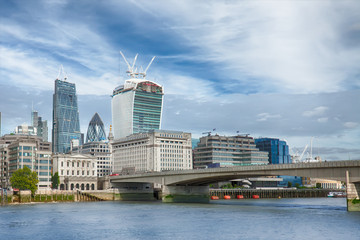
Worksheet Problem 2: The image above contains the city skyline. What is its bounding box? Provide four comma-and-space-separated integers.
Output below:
1, 1, 360, 160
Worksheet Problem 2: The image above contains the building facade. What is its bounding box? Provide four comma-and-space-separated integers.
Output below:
112, 79, 164, 139
112, 130, 192, 173
193, 135, 269, 168
52, 78, 81, 153
72, 141, 112, 177
0, 134, 52, 189
255, 138, 291, 164
52, 154, 97, 190
31, 110, 48, 142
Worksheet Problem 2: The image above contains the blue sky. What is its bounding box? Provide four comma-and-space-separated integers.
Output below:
1, 0, 360, 160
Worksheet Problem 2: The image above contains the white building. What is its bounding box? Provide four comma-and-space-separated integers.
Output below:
52, 154, 97, 190
72, 141, 112, 177
112, 130, 192, 173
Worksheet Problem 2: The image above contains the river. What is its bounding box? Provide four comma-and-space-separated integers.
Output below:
0, 198, 359, 240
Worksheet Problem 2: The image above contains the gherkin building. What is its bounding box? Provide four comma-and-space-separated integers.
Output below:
86, 113, 106, 142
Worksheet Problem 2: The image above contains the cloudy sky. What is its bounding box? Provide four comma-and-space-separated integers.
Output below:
1, 0, 360, 160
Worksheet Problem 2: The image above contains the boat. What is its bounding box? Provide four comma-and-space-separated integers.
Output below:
327, 192, 346, 198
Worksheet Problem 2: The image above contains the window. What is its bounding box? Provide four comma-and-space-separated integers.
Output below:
67, 162, 69, 167
61, 161, 63, 167
72, 162, 74, 167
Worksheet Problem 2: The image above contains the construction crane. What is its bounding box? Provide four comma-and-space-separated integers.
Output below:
119, 51, 156, 79
56, 65, 68, 81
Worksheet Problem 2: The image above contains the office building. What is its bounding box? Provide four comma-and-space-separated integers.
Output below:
193, 134, 269, 168
112, 53, 164, 139
72, 141, 112, 177
52, 78, 81, 153
0, 134, 52, 189
255, 138, 291, 164
15, 123, 37, 136
31, 110, 48, 142
255, 138, 301, 187
52, 153, 97, 190
86, 113, 106, 143
112, 130, 192, 173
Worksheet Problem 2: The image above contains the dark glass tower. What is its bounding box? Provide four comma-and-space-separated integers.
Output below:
86, 113, 106, 142
52, 79, 81, 153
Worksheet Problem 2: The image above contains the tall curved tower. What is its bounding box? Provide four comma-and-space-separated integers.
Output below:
86, 113, 106, 142
111, 52, 164, 139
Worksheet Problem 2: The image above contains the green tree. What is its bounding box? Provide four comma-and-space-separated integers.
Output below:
51, 172, 60, 189
10, 166, 39, 195
287, 181, 292, 188
316, 183, 322, 189
295, 183, 300, 188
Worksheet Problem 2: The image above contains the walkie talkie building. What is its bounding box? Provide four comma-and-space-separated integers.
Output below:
112, 79, 163, 139
52, 79, 81, 153
111, 52, 164, 139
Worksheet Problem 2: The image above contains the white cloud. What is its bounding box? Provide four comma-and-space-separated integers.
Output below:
256, 113, 281, 122
303, 106, 329, 117
344, 122, 359, 128
130, 1, 360, 94
317, 118, 328, 123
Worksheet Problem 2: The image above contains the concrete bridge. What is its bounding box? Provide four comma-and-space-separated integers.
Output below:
110, 160, 360, 211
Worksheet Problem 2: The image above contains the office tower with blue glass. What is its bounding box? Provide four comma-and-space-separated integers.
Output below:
52, 76, 81, 153
255, 138, 291, 164
86, 113, 106, 142
112, 52, 164, 139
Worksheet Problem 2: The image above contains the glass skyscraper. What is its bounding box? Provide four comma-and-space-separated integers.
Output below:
52, 79, 81, 153
255, 138, 291, 164
111, 79, 164, 139
86, 113, 106, 142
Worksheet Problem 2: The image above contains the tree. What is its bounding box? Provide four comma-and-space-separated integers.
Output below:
316, 183, 322, 189
10, 166, 39, 195
295, 183, 300, 188
287, 181, 292, 188
51, 172, 60, 189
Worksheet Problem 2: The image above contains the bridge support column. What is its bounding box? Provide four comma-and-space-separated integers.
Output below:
162, 185, 209, 203
112, 182, 155, 201
346, 171, 360, 211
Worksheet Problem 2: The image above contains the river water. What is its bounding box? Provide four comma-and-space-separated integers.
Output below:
0, 198, 359, 240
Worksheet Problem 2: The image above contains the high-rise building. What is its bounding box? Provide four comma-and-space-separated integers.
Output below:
193, 134, 269, 168
112, 52, 164, 139
0, 112, 2, 137
31, 110, 48, 142
86, 113, 106, 143
255, 138, 291, 164
52, 77, 81, 154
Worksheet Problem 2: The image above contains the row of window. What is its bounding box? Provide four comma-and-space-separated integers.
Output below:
61, 170, 95, 176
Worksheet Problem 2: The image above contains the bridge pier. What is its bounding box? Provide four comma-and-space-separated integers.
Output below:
112, 182, 155, 201
346, 171, 360, 211
162, 185, 209, 203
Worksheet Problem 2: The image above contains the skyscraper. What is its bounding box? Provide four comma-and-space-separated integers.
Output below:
31, 110, 48, 142
86, 113, 106, 142
52, 78, 81, 153
111, 52, 164, 139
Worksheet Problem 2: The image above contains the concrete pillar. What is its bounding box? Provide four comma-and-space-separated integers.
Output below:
162, 185, 209, 203
112, 182, 155, 201
346, 170, 360, 211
